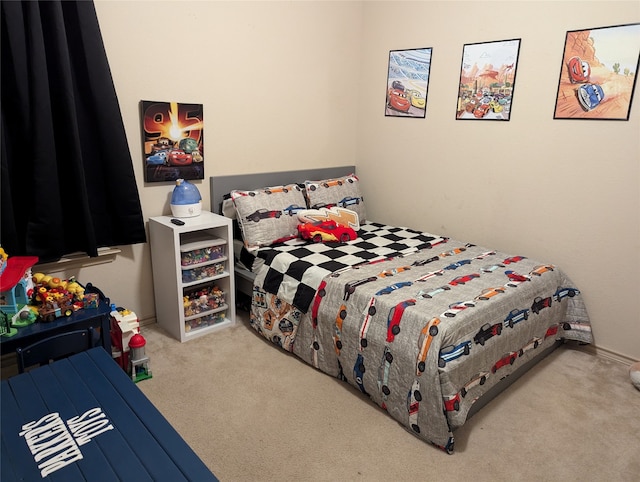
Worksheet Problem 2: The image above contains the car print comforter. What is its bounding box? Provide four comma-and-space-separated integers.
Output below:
248, 222, 591, 453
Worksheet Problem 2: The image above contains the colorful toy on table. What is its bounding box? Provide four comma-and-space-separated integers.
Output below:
83, 292, 100, 309
0, 247, 7, 272
0, 311, 17, 338
30, 273, 86, 322
0, 249, 37, 335
29, 274, 88, 322
11, 306, 38, 328
0, 252, 38, 315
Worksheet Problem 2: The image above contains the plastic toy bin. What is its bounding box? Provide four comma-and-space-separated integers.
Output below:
185, 312, 227, 333
181, 262, 225, 283
180, 239, 225, 267
183, 284, 226, 318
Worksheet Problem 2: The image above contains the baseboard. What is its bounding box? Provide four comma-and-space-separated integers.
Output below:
581, 344, 638, 365
139, 315, 156, 327
137, 313, 638, 366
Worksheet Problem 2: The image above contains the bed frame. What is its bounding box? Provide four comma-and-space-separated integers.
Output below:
209, 165, 561, 424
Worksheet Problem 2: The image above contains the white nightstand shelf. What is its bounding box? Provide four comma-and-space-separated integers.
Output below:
149, 211, 236, 342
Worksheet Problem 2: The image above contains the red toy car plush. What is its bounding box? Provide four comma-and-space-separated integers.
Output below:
297, 220, 356, 243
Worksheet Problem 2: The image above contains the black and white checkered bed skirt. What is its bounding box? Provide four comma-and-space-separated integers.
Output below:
253, 222, 447, 313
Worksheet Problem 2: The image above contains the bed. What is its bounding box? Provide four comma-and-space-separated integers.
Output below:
210, 166, 592, 453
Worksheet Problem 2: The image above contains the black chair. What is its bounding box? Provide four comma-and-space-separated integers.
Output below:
16, 327, 95, 374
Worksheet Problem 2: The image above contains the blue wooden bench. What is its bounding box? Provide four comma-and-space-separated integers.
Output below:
1, 347, 218, 481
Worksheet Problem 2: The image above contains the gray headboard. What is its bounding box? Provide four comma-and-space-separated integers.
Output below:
209, 165, 356, 214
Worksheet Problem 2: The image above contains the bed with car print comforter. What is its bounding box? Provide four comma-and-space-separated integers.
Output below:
210, 168, 592, 453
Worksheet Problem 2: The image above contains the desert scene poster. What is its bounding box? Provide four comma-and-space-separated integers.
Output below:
554, 23, 640, 120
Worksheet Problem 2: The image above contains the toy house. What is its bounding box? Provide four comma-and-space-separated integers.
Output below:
0, 256, 38, 315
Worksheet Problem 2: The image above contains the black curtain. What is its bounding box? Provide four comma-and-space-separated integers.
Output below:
1, 0, 146, 263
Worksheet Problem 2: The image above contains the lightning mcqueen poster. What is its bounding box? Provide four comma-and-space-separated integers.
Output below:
141, 100, 204, 182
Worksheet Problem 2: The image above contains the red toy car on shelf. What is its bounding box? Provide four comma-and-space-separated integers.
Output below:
297, 220, 356, 243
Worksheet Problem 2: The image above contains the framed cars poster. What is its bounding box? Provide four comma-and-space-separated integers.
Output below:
141, 100, 204, 182
456, 38, 521, 121
385, 48, 432, 118
553, 23, 640, 120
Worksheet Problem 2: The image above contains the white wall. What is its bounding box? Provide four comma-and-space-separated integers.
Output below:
82, 1, 363, 321
356, 1, 640, 360
79, 1, 638, 360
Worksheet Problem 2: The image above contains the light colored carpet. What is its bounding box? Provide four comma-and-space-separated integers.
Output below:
138, 312, 640, 482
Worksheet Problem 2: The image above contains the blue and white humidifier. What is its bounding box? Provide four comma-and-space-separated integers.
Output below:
170, 179, 202, 218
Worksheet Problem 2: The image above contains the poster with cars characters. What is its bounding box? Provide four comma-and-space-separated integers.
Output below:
141, 100, 204, 182
385, 48, 432, 118
553, 23, 640, 120
456, 38, 521, 121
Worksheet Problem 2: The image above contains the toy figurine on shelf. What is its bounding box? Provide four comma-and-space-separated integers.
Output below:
128, 333, 152, 383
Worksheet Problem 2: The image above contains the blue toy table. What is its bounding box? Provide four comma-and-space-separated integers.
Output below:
0, 297, 112, 357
